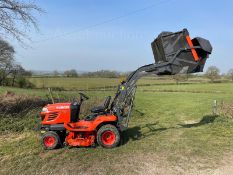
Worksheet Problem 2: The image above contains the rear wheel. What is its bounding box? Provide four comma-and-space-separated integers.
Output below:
42, 131, 61, 150
97, 124, 120, 148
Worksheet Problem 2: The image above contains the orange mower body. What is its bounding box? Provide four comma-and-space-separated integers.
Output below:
40, 95, 121, 149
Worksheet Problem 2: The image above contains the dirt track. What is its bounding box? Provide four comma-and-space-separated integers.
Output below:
136, 153, 233, 175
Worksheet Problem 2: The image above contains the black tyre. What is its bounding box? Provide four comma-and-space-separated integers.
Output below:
97, 124, 120, 148
42, 131, 61, 150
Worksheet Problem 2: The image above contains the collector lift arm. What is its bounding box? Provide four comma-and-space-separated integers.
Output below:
110, 29, 213, 130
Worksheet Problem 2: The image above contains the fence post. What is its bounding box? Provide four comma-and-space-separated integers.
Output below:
48, 88, 55, 104
212, 100, 217, 115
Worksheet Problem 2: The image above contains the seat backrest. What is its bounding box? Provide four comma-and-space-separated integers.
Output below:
70, 102, 80, 123
103, 96, 111, 109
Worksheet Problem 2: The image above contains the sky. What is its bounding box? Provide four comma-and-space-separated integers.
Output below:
14, 0, 233, 73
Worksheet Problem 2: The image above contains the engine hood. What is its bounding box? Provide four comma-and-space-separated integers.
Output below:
45, 103, 71, 111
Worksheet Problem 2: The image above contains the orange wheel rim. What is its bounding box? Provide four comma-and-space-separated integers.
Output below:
101, 131, 116, 146
44, 136, 56, 147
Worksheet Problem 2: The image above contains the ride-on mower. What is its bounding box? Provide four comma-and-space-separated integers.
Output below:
40, 29, 212, 149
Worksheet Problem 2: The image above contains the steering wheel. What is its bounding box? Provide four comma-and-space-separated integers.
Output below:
79, 92, 89, 100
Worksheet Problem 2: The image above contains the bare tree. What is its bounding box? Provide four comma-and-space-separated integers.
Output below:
227, 69, 233, 81
205, 66, 220, 83
0, 0, 43, 43
0, 38, 15, 85
0, 37, 14, 58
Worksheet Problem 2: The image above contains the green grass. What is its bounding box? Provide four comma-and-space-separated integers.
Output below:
28, 77, 120, 90
27, 76, 213, 90
1, 82, 233, 174
0, 86, 114, 100
0, 86, 48, 97
138, 82, 233, 94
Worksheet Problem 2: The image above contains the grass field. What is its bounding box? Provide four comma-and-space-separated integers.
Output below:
1, 80, 233, 174
27, 76, 212, 90
28, 77, 120, 90
139, 82, 233, 94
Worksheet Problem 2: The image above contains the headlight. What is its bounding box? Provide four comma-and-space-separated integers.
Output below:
42, 107, 48, 112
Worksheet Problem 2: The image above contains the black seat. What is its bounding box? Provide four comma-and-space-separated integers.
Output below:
70, 102, 80, 122
91, 96, 111, 114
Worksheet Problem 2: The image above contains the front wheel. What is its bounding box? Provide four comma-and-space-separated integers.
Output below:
97, 124, 120, 148
42, 131, 61, 150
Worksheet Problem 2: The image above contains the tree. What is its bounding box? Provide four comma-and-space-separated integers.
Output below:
64, 69, 78, 77
0, 38, 32, 87
205, 66, 220, 82
11, 64, 23, 86
227, 69, 233, 81
0, 38, 15, 85
81, 70, 120, 78
0, 0, 43, 43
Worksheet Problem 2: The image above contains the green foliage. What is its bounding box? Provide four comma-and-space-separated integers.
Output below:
2, 78, 12, 86
0, 109, 41, 132
18, 76, 27, 88
17, 76, 34, 88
